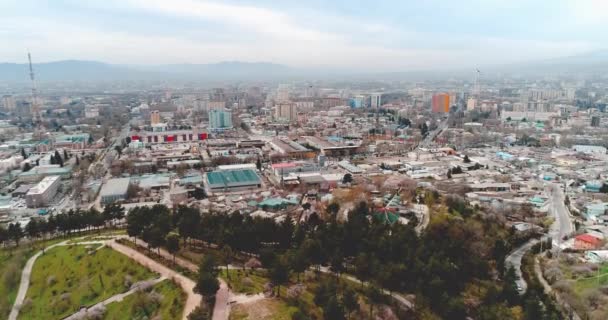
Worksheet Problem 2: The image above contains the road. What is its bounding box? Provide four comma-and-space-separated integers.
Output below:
547, 183, 575, 246
505, 237, 541, 294
505, 182, 575, 295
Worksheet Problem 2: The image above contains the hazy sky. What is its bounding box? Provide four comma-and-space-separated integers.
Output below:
1, 0, 606, 71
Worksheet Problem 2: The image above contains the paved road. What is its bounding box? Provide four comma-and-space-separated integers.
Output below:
505, 238, 541, 294
548, 184, 574, 246
63, 277, 165, 320
505, 182, 575, 295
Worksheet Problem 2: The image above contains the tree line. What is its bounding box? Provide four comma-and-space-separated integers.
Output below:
123, 197, 543, 319
0, 203, 125, 247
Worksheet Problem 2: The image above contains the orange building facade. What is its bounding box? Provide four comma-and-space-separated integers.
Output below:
431, 93, 450, 113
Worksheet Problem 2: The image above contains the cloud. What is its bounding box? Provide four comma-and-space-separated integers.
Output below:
0, 0, 604, 71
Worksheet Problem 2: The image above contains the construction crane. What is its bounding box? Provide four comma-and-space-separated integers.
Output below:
28, 52, 42, 124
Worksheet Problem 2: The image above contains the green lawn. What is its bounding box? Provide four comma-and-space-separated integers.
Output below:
574, 263, 608, 292
0, 247, 35, 318
19, 245, 156, 320
102, 279, 185, 320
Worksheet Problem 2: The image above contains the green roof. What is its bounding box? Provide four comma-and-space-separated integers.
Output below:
207, 169, 261, 187
374, 212, 399, 224
258, 197, 298, 208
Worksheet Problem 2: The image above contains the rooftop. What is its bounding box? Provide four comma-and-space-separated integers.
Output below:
207, 169, 260, 186
100, 178, 131, 196
26, 175, 60, 195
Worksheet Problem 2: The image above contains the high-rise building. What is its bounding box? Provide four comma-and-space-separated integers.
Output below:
150, 110, 161, 124
466, 98, 476, 111
209, 109, 233, 129
275, 103, 298, 122
431, 93, 450, 113
276, 89, 290, 102
370, 94, 382, 109
2, 95, 16, 111
349, 96, 365, 109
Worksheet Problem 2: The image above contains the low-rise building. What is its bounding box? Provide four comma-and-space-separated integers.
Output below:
206, 169, 261, 192
100, 178, 131, 205
25, 175, 61, 208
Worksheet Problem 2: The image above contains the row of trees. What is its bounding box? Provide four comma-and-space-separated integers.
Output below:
124, 197, 530, 319
0, 203, 125, 248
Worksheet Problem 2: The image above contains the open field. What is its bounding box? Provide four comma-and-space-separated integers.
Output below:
19, 244, 156, 320
1, 233, 116, 318
102, 279, 185, 320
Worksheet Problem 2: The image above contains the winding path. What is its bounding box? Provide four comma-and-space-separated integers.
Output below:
8, 240, 71, 320
107, 240, 203, 320
9, 237, 202, 320
318, 266, 414, 310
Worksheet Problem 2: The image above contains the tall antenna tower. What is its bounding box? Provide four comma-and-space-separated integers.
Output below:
28, 52, 42, 124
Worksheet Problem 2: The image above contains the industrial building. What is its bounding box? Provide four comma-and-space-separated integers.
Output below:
206, 169, 261, 192
26, 175, 61, 208
99, 178, 131, 205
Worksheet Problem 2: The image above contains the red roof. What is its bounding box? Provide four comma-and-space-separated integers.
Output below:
271, 163, 297, 169
576, 234, 601, 245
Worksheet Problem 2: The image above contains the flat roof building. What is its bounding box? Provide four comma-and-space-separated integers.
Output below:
206, 169, 261, 192
26, 175, 61, 208
100, 178, 131, 205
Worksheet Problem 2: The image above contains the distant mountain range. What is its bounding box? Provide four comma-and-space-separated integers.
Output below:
1, 50, 608, 82
0, 60, 296, 82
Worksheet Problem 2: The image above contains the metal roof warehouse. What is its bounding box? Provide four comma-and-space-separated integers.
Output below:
206, 169, 262, 191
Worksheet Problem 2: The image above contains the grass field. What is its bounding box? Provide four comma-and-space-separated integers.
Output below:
102, 279, 185, 320
19, 244, 156, 320
0, 246, 35, 318
574, 263, 608, 292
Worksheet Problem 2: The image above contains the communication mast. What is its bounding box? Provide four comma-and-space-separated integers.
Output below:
28, 52, 42, 124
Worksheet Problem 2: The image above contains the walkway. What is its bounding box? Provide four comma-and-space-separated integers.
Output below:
8, 240, 70, 320
123, 238, 233, 320
63, 277, 165, 320
107, 240, 203, 320
318, 266, 414, 310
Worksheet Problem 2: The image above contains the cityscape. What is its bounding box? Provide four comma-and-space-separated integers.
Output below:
1, 1, 608, 320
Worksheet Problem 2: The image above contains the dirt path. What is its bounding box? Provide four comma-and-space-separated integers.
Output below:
107, 240, 202, 320
63, 277, 165, 320
125, 239, 233, 320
